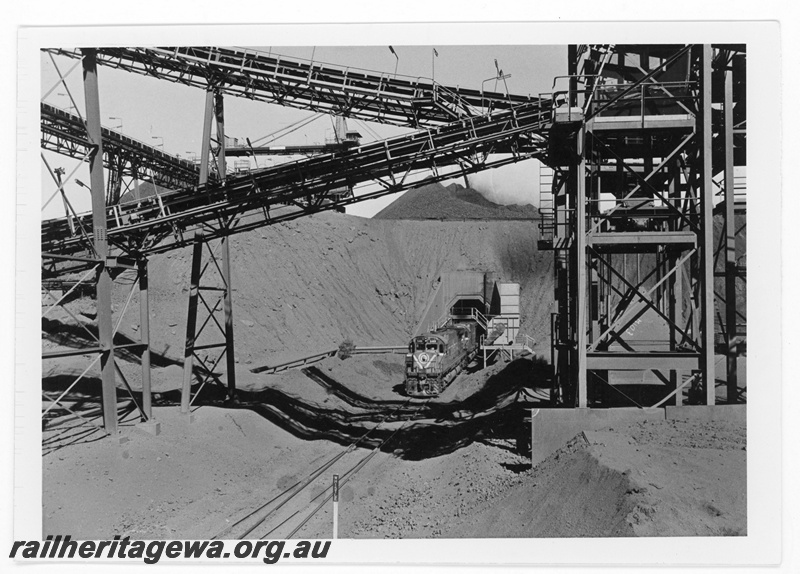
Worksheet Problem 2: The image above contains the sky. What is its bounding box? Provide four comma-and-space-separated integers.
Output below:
40, 45, 566, 219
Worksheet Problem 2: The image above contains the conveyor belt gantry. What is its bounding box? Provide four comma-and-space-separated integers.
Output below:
44, 46, 544, 128
42, 99, 552, 269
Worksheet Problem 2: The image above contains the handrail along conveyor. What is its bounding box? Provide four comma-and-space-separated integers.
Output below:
41, 47, 555, 276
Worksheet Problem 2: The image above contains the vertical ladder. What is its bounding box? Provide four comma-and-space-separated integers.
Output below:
538, 164, 555, 248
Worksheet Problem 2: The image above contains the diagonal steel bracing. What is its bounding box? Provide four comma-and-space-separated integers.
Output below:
542, 44, 745, 409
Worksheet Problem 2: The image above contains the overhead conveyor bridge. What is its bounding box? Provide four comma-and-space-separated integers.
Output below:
41, 102, 203, 194
42, 99, 551, 269
44, 47, 543, 128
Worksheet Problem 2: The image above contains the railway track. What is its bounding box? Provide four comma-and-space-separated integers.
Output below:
213, 397, 429, 540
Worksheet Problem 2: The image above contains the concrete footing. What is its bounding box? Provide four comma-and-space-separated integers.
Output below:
136, 419, 162, 436
529, 405, 746, 466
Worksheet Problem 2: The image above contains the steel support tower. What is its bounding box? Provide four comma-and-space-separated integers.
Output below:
540, 44, 746, 408
42, 50, 155, 444
181, 88, 238, 411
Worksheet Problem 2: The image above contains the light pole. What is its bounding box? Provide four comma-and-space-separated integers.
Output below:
481, 76, 494, 111
54, 167, 75, 233
151, 136, 164, 149
432, 47, 438, 82
57, 92, 76, 113
108, 116, 123, 130
389, 46, 399, 76
481, 71, 512, 113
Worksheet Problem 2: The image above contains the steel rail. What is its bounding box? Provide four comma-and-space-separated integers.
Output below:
218, 396, 417, 540
283, 399, 431, 539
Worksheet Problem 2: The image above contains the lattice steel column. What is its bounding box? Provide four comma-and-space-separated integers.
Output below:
181, 88, 237, 412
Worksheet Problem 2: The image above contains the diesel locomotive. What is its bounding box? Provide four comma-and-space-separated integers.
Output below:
404, 322, 478, 397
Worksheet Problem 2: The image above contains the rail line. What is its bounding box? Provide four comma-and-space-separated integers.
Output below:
213, 395, 429, 540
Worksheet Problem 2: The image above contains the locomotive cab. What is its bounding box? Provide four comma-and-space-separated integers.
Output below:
404, 323, 477, 397
405, 335, 446, 396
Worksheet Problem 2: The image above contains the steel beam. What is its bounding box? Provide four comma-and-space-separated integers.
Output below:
723, 63, 738, 403
139, 258, 152, 419
588, 231, 696, 250
181, 233, 203, 413
214, 91, 237, 402
199, 89, 214, 186
590, 116, 694, 131
700, 45, 717, 405
586, 352, 700, 371
576, 126, 588, 408
668, 165, 682, 406
82, 49, 118, 434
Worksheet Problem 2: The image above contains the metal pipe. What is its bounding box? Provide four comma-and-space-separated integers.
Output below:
82, 48, 117, 434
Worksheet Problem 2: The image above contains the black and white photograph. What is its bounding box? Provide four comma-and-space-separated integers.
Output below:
5, 10, 792, 570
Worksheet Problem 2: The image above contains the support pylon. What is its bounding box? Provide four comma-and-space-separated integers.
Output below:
181, 88, 237, 412
82, 48, 117, 434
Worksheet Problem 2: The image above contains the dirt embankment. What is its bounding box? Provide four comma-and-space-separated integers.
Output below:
43, 402, 746, 540
437, 417, 746, 538
44, 211, 553, 389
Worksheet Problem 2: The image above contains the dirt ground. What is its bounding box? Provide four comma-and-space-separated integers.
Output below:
43, 352, 747, 540
42, 207, 746, 540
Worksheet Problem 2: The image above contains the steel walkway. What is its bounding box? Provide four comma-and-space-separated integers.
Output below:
45, 46, 542, 127
42, 99, 551, 272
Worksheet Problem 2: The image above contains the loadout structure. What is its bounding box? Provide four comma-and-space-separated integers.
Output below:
538, 45, 746, 408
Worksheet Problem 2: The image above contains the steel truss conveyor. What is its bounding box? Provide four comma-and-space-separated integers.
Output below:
41, 102, 204, 195
44, 47, 540, 127
42, 100, 550, 268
